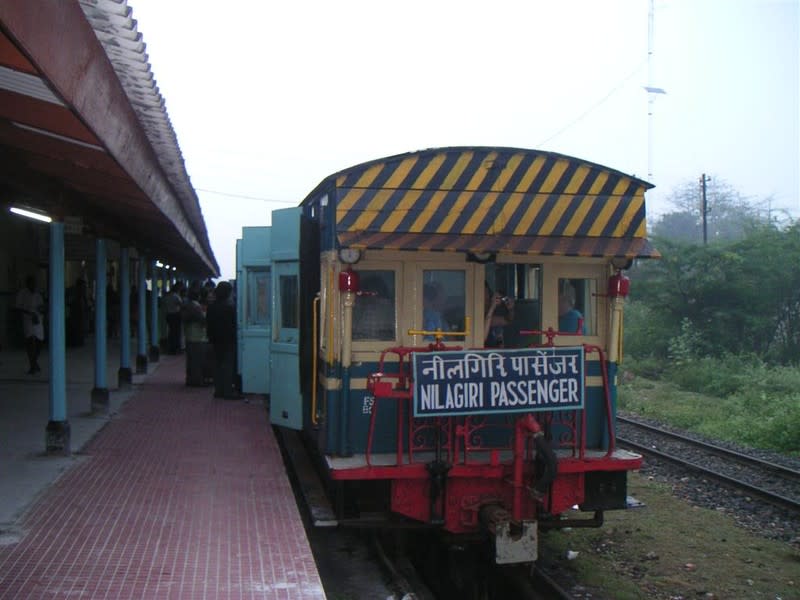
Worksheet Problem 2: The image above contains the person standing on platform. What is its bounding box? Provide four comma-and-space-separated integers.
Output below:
164, 282, 184, 354
107, 280, 120, 339
182, 289, 205, 343
66, 278, 88, 347
16, 275, 45, 375
205, 281, 240, 399
182, 289, 208, 386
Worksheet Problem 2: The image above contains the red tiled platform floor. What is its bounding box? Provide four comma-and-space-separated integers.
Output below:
0, 357, 326, 599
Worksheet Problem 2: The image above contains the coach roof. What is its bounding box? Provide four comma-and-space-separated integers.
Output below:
304, 147, 659, 259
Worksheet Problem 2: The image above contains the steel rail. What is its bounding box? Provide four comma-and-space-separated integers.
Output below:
490, 564, 575, 600
617, 416, 800, 482
616, 434, 800, 513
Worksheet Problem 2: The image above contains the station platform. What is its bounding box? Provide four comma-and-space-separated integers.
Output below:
0, 341, 326, 598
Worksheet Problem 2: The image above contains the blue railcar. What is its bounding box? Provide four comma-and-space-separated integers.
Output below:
236, 146, 659, 564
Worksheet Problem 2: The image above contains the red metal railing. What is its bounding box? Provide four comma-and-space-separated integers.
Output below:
365, 328, 617, 466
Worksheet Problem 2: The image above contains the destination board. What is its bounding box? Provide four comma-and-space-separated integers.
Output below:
412, 347, 585, 417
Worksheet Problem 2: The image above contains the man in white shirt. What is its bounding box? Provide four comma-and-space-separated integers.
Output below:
16, 275, 45, 374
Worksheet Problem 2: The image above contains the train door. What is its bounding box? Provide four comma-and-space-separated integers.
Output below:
239, 227, 271, 394
236, 239, 243, 387
269, 208, 302, 430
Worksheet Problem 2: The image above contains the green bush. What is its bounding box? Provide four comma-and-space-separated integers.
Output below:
698, 390, 800, 453
623, 300, 671, 359
621, 354, 666, 379
667, 354, 800, 398
619, 354, 800, 454
666, 317, 702, 366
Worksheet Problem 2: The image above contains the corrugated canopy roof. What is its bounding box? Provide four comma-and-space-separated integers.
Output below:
0, 0, 218, 275
309, 147, 659, 259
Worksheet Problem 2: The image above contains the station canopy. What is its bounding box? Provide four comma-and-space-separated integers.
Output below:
0, 0, 218, 276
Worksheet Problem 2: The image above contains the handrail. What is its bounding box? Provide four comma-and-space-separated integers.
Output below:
517, 327, 617, 458
407, 316, 471, 344
311, 293, 320, 426
366, 342, 464, 466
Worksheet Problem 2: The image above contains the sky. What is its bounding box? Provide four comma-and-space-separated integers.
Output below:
127, 0, 799, 280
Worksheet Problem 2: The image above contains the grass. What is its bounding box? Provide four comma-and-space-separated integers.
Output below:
536, 354, 800, 598
539, 473, 800, 599
618, 357, 800, 456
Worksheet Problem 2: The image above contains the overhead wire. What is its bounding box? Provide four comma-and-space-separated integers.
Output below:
537, 59, 648, 146
195, 187, 296, 204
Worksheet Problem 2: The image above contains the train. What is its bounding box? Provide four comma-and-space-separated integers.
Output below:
235, 146, 659, 565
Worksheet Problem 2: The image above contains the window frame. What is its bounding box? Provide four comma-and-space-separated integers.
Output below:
543, 261, 606, 342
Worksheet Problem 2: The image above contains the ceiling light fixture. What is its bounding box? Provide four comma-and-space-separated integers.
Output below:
9, 206, 52, 223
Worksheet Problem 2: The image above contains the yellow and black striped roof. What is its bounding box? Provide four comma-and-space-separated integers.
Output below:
307, 147, 659, 258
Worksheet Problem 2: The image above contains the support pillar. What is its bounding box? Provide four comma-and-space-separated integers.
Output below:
92, 237, 109, 412
118, 246, 132, 386
46, 220, 70, 455
149, 260, 160, 362
136, 255, 148, 373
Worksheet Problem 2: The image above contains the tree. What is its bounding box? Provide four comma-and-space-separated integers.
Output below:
628, 222, 800, 364
651, 176, 762, 243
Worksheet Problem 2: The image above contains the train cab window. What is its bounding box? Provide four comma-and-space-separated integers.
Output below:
278, 274, 299, 329
558, 278, 596, 335
422, 270, 465, 341
246, 268, 271, 327
353, 270, 396, 341
485, 263, 542, 347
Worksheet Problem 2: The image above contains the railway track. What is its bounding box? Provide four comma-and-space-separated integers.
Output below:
401, 531, 576, 600
616, 415, 800, 514
280, 426, 577, 599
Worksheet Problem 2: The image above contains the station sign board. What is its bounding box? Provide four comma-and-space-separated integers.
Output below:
412, 346, 584, 417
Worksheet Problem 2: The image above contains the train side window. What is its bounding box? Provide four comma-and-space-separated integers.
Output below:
278, 274, 299, 329
422, 270, 465, 340
246, 267, 271, 327
353, 270, 396, 341
558, 278, 596, 335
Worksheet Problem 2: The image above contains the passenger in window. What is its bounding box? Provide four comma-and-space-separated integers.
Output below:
558, 285, 585, 334
484, 283, 514, 347
353, 275, 394, 341
423, 281, 446, 338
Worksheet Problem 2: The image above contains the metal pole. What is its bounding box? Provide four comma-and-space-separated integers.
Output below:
149, 260, 160, 362
46, 220, 69, 455
136, 255, 148, 373
701, 173, 708, 245
92, 237, 109, 412
118, 247, 132, 385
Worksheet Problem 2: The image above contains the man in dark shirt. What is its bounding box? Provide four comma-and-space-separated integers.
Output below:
164, 282, 184, 354
205, 281, 239, 399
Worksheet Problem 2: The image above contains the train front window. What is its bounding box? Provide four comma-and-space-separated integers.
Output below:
353, 270, 396, 341
422, 270, 465, 340
558, 278, 596, 335
484, 263, 542, 347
